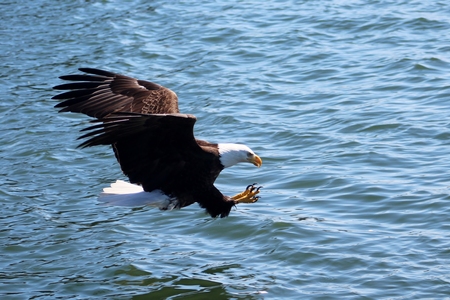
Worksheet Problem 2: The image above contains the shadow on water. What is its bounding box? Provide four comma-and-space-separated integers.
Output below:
110, 264, 266, 300
130, 278, 263, 300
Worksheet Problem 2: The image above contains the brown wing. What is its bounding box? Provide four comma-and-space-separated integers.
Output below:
53, 68, 179, 118
78, 113, 218, 192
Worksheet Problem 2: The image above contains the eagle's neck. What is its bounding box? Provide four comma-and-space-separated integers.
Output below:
217, 143, 253, 168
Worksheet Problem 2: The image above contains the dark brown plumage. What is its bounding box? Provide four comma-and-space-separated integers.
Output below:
53, 68, 179, 117
53, 68, 262, 218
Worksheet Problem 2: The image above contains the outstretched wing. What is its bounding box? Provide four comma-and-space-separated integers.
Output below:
79, 113, 217, 194
53, 68, 179, 118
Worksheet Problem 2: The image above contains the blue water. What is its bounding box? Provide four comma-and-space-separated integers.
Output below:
2, 0, 450, 298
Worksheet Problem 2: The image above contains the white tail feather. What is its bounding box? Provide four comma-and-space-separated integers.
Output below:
98, 180, 177, 209
102, 180, 144, 194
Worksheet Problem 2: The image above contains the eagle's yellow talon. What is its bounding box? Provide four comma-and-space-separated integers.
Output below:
232, 184, 262, 204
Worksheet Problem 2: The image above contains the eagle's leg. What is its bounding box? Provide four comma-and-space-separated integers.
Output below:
232, 183, 262, 204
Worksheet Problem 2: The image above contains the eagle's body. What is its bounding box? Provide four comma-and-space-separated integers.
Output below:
53, 68, 262, 218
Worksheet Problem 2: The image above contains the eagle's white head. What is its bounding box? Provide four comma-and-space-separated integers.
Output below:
218, 143, 262, 169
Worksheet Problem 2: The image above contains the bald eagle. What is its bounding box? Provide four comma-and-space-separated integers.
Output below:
53, 68, 262, 218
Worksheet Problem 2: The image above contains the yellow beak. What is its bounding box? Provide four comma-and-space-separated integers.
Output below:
250, 154, 262, 167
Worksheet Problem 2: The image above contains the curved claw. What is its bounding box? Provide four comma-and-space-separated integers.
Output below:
232, 184, 263, 204
246, 183, 258, 190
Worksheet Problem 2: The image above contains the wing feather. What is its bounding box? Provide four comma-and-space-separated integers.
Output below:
78, 113, 214, 193
53, 68, 179, 117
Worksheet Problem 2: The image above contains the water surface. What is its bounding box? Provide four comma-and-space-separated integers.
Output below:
1, 0, 450, 298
